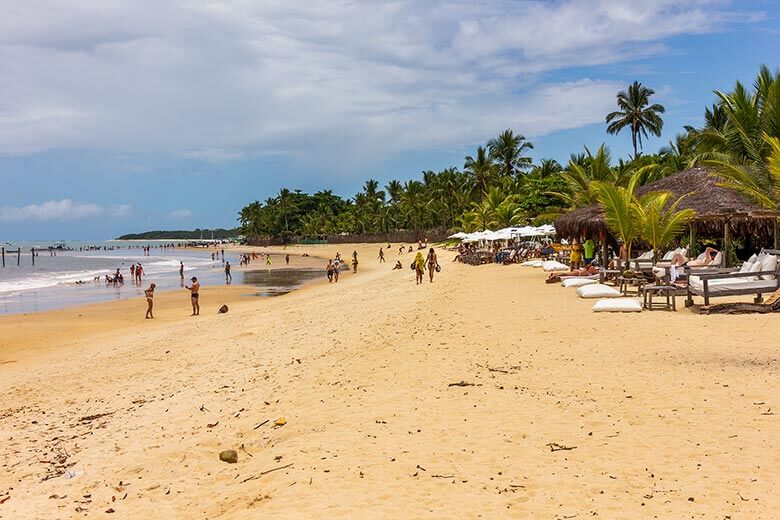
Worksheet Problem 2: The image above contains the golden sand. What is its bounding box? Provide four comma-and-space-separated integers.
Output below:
0, 243, 777, 518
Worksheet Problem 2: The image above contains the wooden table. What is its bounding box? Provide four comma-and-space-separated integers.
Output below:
642, 284, 680, 311
618, 276, 646, 296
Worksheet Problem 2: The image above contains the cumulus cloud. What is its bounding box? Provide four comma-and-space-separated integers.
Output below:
169, 208, 192, 219
0, 0, 764, 164
0, 199, 131, 222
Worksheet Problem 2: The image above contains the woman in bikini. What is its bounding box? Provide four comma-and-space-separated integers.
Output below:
144, 283, 156, 319
426, 248, 438, 283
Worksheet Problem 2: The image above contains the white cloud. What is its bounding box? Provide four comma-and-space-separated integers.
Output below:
0, 199, 131, 222
169, 208, 192, 219
0, 0, 764, 165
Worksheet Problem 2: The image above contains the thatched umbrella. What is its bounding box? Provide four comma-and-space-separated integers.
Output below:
554, 167, 780, 261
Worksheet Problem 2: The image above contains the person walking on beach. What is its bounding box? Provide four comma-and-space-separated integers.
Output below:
413, 251, 425, 285
136, 263, 143, 283
427, 247, 438, 283
352, 251, 358, 273
285, 254, 290, 265
144, 283, 156, 319
266, 254, 272, 266
225, 261, 232, 284
130, 263, 136, 280
179, 261, 184, 279
379, 248, 385, 263
185, 276, 200, 316
326, 260, 335, 283
333, 259, 341, 283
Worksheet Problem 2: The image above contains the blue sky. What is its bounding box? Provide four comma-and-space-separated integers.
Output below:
0, 0, 778, 240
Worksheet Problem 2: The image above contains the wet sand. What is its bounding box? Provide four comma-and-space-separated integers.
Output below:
0, 243, 777, 518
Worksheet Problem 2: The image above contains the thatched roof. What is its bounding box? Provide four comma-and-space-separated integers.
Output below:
555, 167, 780, 239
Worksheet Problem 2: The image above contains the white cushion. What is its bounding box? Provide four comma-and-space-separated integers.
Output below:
562, 277, 598, 288
749, 260, 763, 274
695, 252, 706, 261
637, 251, 654, 260
711, 251, 723, 266
576, 284, 621, 298
542, 260, 570, 271
522, 260, 544, 267
739, 260, 753, 273
747, 254, 758, 263
760, 254, 777, 280
592, 298, 643, 312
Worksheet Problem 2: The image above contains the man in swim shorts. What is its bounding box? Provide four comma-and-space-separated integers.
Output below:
185, 276, 200, 315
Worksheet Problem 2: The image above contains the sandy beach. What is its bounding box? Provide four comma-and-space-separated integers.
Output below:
0, 243, 777, 519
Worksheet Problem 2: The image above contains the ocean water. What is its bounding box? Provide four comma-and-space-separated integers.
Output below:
0, 240, 327, 315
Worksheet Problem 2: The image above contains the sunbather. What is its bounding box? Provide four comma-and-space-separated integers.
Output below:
670, 247, 718, 267
545, 263, 598, 283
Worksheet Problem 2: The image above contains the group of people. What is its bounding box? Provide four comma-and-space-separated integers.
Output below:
143, 276, 200, 319
412, 247, 439, 284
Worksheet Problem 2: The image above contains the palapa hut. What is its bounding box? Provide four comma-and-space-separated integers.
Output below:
555, 167, 780, 263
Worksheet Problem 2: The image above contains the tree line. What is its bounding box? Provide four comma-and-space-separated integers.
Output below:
239, 65, 780, 244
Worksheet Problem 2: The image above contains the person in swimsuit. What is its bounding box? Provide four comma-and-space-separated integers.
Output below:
413, 252, 425, 285
144, 283, 156, 319
326, 260, 335, 282
333, 259, 341, 283
285, 254, 290, 265
545, 264, 599, 283
179, 261, 184, 279
379, 248, 385, 263
225, 261, 232, 284
426, 247, 438, 283
352, 251, 358, 273
392, 260, 403, 270
185, 276, 200, 316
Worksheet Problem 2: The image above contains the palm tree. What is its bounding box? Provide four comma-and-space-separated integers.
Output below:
636, 191, 696, 261
606, 81, 665, 159
490, 202, 525, 228
548, 144, 629, 208
487, 129, 534, 178
464, 146, 498, 197
385, 180, 404, 205
711, 133, 780, 210
278, 188, 292, 232
593, 178, 641, 268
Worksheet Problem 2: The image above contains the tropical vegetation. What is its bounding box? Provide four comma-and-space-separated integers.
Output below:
238, 66, 779, 249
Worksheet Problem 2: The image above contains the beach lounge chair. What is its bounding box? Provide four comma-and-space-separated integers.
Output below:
685, 249, 780, 306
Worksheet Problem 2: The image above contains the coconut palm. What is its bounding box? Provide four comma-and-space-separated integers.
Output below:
636, 191, 697, 261
711, 133, 780, 210
593, 178, 642, 268
464, 146, 498, 197
606, 81, 665, 159
487, 129, 534, 178
490, 201, 525, 228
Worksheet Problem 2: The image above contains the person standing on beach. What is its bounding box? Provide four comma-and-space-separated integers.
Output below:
379, 248, 385, 263
285, 254, 290, 265
413, 251, 425, 285
570, 238, 583, 271
333, 259, 341, 283
266, 254, 272, 266
130, 263, 136, 280
179, 261, 184, 279
144, 283, 156, 319
136, 263, 143, 283
427, 248, 438, 283
326, 260, 334, 283
185, 277, 200, 316
583, 238, 595, 266
225, 261, 232, 284
352, 251, 358, 273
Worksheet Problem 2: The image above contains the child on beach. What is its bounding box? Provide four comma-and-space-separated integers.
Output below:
144, 283, 156, 319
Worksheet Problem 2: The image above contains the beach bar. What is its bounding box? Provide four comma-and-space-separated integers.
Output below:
554, 167, 780, 264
